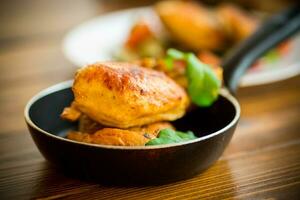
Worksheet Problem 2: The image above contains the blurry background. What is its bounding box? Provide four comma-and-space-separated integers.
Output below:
0, 0, 297, 135
0, 0, 163, 134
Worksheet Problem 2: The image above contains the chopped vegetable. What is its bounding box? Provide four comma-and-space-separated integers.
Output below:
125, 21, 153, 49
262, 49, 279, 63
165, 48, 221, 107
146, 128, 197, 145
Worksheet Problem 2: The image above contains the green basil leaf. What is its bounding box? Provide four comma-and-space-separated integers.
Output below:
164, 48, 186, 70
163, 56, 174, 70
145, 128, 197, 146
165, 48, 221, 107
167, 48, 186, 60
263, 49, 279, 63
186, 53, 221, 107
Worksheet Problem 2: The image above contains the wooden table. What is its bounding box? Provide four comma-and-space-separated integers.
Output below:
1, 1, 300, 199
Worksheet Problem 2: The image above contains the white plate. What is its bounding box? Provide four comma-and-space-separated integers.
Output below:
63, 7, 300, 87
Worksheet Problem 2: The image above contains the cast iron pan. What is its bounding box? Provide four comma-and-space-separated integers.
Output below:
24, 6, 300, 185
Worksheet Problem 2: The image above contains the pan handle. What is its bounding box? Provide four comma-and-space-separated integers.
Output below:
222, 5, 300, 94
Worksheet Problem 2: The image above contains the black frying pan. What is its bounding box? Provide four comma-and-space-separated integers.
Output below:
24, 6, 300, 185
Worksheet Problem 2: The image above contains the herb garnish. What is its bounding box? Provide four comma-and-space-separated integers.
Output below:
165, 48, 221, 107
146, 128, 197, 145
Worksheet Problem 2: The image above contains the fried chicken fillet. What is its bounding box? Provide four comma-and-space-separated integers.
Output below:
216, 3, 259, 42
72, 62, 189, 128
155, 0, 226, 51
67, 122, 174, 146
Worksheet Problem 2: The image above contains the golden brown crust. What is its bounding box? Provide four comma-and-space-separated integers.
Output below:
60, 101, 81, 121
73, 62, 189, 128
155, 0, 226, 51
66, 122, 173, 146
129, 121, 174, 137
67, 131, 94, 143
67, 129, 149, 146
78, 114, 105, 134
216, 3, 259, 42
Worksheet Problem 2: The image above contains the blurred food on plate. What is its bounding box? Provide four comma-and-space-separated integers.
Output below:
115, 0, 291, 73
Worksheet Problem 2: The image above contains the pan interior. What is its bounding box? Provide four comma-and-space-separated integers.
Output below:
174, 94, 237, 137
28, 87, 76, 137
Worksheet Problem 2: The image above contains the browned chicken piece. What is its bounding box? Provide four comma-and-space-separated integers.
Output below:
73, 62, 189, 128
155, 0, 226, 51
61, 103, 104, 133
216, 3, 259, 42
67, 122, 174, 146
61, 105, 174, 136
67, 131, 94, 143
60, 101, 81, 121
197, 50, 221, 67
76, 111, 174, 135
129, 121, 174, 137
67, 129, 150, 146
78, 114, 105, 134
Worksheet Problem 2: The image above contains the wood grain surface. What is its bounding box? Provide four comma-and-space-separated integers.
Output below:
0, 1, 300, 199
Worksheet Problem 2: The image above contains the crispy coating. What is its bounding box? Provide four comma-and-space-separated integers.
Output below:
73, 62, 189, 128
216, 3, 259, 42
78, 113, 174, 136
129, 121, 174, 137
78, 114, 105, 134
60, 102, 81, 121
155, 0, 226, 51
67, 122, 174, 146
67, 129, 149, 146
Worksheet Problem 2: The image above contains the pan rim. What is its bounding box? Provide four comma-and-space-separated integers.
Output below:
24, 80, 240, 150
